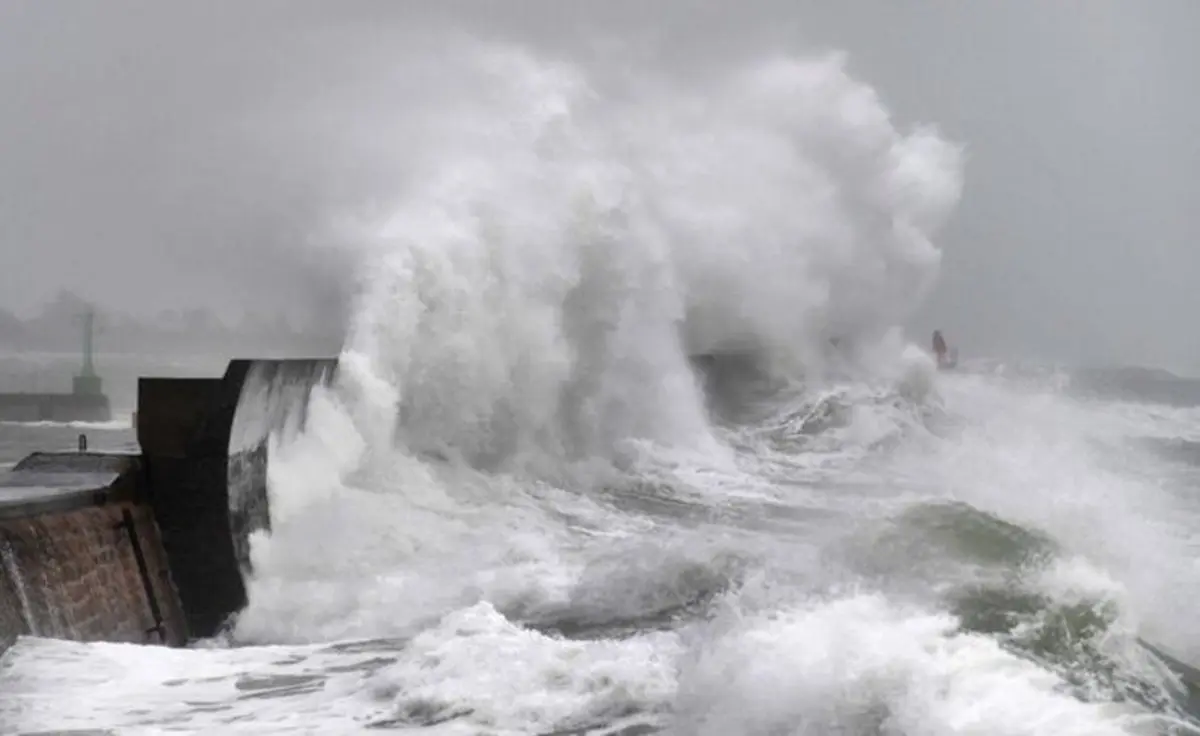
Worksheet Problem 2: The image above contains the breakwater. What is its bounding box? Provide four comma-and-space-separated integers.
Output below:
0, 358, 336, 653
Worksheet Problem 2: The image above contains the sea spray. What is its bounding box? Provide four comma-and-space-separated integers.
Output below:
322, 42, 964, 482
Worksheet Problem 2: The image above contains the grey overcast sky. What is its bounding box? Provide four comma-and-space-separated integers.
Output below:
1, 2, 1198, 371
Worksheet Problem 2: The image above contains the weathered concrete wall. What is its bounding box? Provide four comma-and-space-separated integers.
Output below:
0, 454, 186, 653
137, 374, 241, 640
0, 503, 185, 650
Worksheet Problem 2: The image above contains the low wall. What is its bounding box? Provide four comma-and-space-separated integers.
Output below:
0, 503, 186, 650
0, 454, 185, 652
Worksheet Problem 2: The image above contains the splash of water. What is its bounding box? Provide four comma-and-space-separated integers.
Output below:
233, 40, 961, 644
333, 43, 960, 476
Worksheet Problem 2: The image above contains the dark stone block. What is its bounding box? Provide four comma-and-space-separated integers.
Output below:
137, 358, 336, 639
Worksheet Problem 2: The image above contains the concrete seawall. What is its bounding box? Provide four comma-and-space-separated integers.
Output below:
0, 358, 337, 655
0, 453, 186, 651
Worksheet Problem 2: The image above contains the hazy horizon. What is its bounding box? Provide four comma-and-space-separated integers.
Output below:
2, 2, 1197, 373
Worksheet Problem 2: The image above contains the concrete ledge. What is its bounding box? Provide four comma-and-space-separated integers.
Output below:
0, 452, 138, 521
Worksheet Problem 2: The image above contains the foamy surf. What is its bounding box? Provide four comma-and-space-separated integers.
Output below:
2, 589, 1192, 735
6, 371, 1200, 733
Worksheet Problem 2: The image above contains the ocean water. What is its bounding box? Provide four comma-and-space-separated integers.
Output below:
4, 41, 1200, 736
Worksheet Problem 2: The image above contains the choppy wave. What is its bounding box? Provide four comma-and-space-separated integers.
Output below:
7, 366, 1200, 734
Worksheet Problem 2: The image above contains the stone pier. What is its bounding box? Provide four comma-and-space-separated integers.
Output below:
0, 358, 337, 654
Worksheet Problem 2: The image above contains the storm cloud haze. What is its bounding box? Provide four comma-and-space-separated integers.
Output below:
1, 1, 1197, 371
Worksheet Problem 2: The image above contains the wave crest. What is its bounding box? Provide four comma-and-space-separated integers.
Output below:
327, 42, 962, 477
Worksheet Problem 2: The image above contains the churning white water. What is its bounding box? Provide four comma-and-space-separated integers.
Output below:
4, 39, 1200, 736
